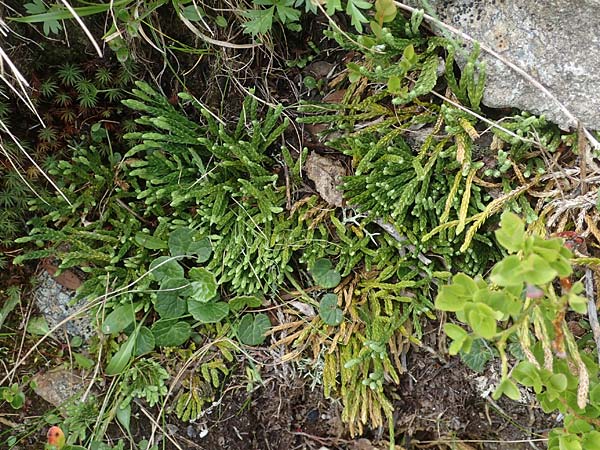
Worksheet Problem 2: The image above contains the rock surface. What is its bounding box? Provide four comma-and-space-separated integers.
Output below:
408, 0, 600, 130
305, 152, 346, 207
33, 369, 87, 410
33, 270, 94, 340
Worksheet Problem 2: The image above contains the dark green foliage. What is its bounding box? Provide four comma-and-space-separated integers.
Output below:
122, 82, 294, 294
330, 130, 498, 273
0, 146, 38, 247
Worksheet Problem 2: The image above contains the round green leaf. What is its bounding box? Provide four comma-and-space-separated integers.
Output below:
435, 284, 468, 312
512, 361, 542, 392
188, 301, 229, 324
547, 373, 568, 393
582, 431, 600, 450
188, 237, 212, 262
188, 268, 217, 302
151, 320, 191, 347
26, 316, 50, 336
523, 254, 557, 285
134, 326, 155, 356
215, 15, 227, 27
9, 391, 25, 409
149, 256, 184, 282
168, 228, 194, 256
493, 378, 521, 401
135, 232, 167, 250
311, 258, 341, 289
565, 416, 592, 434
168, 228, 212, 261
155, 278, 189, 318
483, 290, 521, 318
490, 255, 526, 287
237, 313, 271, 346
495, 212, 525, 253
466, 303, 497, 339
319, 293, 343, 326
229, 295, 263, 312
568, 293, 588, 314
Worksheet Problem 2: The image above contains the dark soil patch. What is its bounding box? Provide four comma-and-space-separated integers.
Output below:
393, 344, 555, 449
184, 381, 343, 450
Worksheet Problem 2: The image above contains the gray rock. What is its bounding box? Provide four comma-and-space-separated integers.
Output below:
33, 368, 87, 410
408, 0, 600, 130
33, 271, 95, 340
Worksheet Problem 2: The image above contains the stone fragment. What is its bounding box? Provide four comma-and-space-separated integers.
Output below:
33, 369, 86, 410
305, 152, 345, 207
33, 270, 94, 340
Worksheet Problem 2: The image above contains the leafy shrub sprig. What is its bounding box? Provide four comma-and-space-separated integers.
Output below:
436, 212, 600, 450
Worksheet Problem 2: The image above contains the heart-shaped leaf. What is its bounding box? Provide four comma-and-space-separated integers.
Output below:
229, 295, 263, 312
154, 278, 189, 318
237, 313, 270, 345
151, 319, 191, 347
188, 268, 217, 302
168, 228, 212, 262
311, 258, 341, 288
134, 326, 155, 356
465, 303, 497, 339
188, 300, 229, 324
319, 293, 343, 326
149, 256, 184, 282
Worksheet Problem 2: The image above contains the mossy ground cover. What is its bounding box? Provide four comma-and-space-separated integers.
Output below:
1, 2, 599, 450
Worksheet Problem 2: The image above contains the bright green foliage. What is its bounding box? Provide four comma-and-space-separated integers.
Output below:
118, 358, 169, 409
445, 43, 486, 112
57, 63, 83, 87
122, 82, 293, 295
300, 27, 499, 274
63, 396, 100, 443
0, 383, 26, 409
437, 212, 600, 447
152, 320, 190, 347
241, 0, 372, 35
